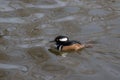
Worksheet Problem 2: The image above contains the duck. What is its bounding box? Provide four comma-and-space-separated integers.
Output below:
50, 35, 85, 52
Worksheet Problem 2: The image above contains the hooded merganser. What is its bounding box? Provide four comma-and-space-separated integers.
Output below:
50, 35, 85, 52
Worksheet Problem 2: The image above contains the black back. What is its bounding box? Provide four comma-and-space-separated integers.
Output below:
56, 40, 81, 46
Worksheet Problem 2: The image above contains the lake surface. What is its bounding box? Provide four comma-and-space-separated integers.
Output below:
0, 0, 120, 80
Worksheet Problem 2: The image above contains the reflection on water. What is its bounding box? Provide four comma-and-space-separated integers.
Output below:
0, 0, 120, 80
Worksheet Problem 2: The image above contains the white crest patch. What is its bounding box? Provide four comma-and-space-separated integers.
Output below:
59, 38, 68, 41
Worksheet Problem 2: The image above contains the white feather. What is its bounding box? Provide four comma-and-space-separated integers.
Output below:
58, 45, 62, 51
59, 38, 68, 41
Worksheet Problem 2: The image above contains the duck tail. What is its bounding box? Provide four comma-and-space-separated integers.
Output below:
84, 44, 93, 48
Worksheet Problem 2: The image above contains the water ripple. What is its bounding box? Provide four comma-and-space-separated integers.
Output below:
0, 17, 25, 23
26, 0, 67, 9
88, 9, 111, 16
0, 0, 67, 12
0, 13, 44, 23
27, 47, 49, 63
41, 63, 70, 75
17, 41, 47, 48
0, 63, 28, 72
52, 16, 76, 22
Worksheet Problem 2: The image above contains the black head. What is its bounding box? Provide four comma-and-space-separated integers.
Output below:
55, 35, 69, 42
52, 35, 69, 45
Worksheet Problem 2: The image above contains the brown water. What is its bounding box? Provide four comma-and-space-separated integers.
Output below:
0, 0, 120, 80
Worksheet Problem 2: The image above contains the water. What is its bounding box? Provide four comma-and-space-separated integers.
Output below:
0, 0, 120, 80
